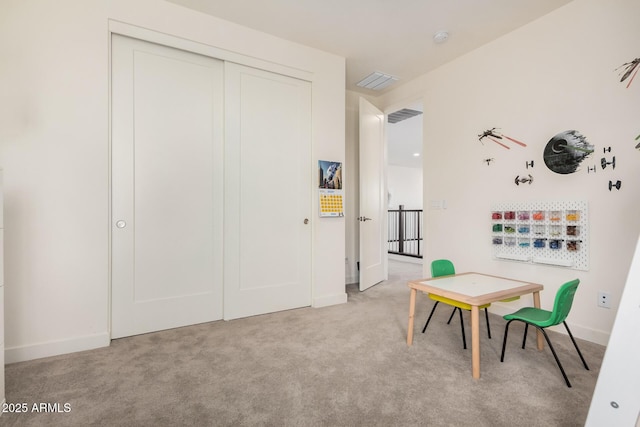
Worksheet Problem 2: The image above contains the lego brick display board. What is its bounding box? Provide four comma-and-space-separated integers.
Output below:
491, 201, 588, 270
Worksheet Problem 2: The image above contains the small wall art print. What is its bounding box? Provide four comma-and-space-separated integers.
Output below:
318, 160, 342, 189
318, 161, 344, 217
543, 130, 594, 174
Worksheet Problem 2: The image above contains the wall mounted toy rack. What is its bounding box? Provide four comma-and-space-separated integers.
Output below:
491, 201, 588, 270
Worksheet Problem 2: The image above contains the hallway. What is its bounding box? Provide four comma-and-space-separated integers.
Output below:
387, 257, 423, 282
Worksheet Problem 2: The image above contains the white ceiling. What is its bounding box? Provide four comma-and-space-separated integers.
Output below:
163, 0, 573, 168
164, 0, 573, 95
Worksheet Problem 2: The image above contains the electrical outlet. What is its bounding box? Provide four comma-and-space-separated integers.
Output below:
597, 291, 611, 308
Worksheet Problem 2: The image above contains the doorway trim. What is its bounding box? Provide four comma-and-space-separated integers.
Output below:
108, 20, 313, 83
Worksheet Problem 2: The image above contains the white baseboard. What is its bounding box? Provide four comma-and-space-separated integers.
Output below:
490, 303, 610, 346
5, 332, 110, 364
345, 274, 359, 285
313, 292, 348, 308
568, 325, 610, 347
388, 254, 423, 264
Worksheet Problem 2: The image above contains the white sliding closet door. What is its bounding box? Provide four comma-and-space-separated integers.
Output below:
111, 35, 224, 338
224, 63, 312, 320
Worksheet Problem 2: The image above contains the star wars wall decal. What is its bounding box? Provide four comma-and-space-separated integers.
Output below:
478, 128, 527, 149
514, 174, 533, 186
609, 180, 622, 191
543, 130, 594, 174
616, 57, 639, 88
597, 147, 622, 191
515, 161, 535, 187
477, 126, 628, 192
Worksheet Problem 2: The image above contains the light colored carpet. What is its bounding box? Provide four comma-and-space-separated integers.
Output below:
3, 260, 605, 426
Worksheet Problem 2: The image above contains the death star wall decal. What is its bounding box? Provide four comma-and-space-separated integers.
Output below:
543, 130, 594, 174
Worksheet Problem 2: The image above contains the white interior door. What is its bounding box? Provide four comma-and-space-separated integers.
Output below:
111, 35, 224, 338
224, 62, 312, 320
359, 97, 387, 291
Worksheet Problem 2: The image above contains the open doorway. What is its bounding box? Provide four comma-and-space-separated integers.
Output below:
346, 95, 424, 288
386, 101, 424, 276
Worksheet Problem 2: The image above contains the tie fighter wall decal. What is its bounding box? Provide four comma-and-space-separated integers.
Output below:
616, 57, 639, 88
478, 128, 527, 149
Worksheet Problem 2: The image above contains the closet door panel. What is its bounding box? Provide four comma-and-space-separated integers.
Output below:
224, 63, 312, 320
111, 35, 223, 338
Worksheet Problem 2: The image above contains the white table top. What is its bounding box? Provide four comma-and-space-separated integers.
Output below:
419, 273, 534, 297
409, 272, 543, 306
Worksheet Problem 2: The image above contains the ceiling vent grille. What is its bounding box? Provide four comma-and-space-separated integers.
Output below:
387, 108, 423, 124
356, 71, 399, 91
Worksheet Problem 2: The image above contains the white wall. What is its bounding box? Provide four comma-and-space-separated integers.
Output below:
388, 166, 423, 210
0, 171, 4, 402
0, 0, 346, 362
372, 0, 640, 345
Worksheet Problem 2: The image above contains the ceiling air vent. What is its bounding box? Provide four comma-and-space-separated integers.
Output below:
356, 71, 398, 91
387, 108, 423, 124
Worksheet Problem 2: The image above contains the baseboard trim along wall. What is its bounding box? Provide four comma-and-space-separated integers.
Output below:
5, 302, 607, 364
5, 294, 348, 363
5, 332, 111, 364
490, 304, 610, 346
313, 292, 348, 308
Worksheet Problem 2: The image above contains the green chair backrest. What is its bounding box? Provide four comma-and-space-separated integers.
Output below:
548, 279, 580, 326
431, 259, 455, 278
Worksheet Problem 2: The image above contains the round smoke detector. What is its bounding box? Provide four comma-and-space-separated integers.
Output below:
433, 31, 449, 44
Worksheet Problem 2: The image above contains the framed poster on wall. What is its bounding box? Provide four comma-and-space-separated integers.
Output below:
318, 160, 343, 217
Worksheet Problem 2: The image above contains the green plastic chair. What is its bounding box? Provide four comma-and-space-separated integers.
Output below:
421, 259, 491, 349
500, 278, 589, 387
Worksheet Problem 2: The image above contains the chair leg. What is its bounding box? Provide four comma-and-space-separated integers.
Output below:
446, 307, 457, 324
521, 323, 529, 349
536, 326, 572, 388
503, 321, 573, 388
458, 308, 467, 349
500, 319, 515, 362
484, 308, 491, 339
421, 301, 440, 333
563, 321, 590, 370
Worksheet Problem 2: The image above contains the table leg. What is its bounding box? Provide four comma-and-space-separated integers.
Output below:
533, 291, 544, 350
407, 288, 417, 346
471, 305, 480, 379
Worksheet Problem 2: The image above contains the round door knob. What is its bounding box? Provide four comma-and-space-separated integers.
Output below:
116, 220, 127, 229
304, 218, 309, 224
